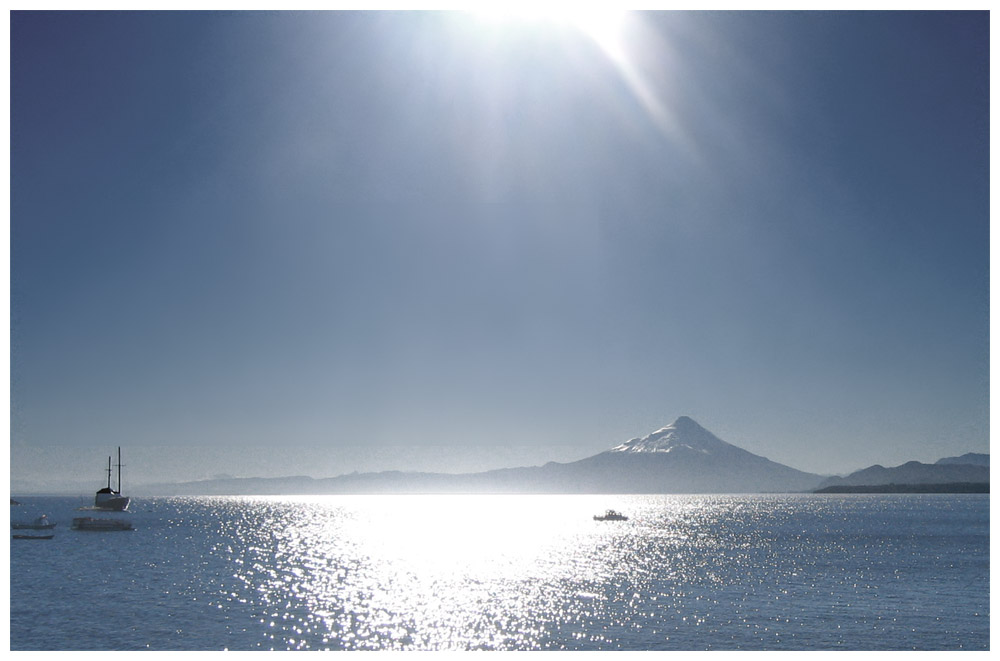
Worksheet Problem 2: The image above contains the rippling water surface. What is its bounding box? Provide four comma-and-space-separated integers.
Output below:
9, 494, 989, 650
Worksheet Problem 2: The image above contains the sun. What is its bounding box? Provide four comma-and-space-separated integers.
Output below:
461, 6, 682, 145
467, 3, 630, 60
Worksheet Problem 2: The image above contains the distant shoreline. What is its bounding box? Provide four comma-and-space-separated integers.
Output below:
814, 483, 989, 494
10, 487, 992, 498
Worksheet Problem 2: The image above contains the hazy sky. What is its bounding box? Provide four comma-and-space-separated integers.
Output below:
10, 10, 990, 493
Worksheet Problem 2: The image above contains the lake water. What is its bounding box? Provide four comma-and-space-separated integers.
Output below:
8, 493, 989, 650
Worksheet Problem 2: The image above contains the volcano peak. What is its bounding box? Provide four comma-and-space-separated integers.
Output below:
609, 416, 732, 454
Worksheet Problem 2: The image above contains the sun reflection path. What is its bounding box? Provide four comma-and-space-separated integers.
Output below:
315, 495, 611, 649
215, 494, 663, 650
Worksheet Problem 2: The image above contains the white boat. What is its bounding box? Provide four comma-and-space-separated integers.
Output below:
94, 447, 130, 511
72, 517, 132, 531
11, 514, 56, 530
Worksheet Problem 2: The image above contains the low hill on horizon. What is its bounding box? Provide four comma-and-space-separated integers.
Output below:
936, 452, 989, 467
817, 459, 989, 490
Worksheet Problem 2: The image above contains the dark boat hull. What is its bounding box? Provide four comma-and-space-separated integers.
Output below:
94, 496, 130, 511
72, 517, 133, 531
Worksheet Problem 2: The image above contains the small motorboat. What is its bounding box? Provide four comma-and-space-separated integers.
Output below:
11, 515, 56, 530
13, 534, 54, 540
593, 509, 629, 521
72, 517, 133, 531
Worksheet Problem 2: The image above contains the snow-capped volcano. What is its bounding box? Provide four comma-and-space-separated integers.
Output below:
609, 416, 732, 455
571, 415, 824, 493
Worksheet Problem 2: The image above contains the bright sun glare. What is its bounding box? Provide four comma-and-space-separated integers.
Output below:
469, 4, 630, 61
466, 7, 678, 141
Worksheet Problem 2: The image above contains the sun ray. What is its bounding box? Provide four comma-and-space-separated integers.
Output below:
463, 7, 688, 148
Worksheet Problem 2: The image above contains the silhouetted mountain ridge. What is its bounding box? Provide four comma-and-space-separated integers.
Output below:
936, 452, 989, 467
817, 460, 989, 490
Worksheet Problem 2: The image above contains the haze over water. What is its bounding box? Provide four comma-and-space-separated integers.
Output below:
9, 494, 989, 650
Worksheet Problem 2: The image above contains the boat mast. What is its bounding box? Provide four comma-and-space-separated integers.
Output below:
116, 446, 123, 494
106, 456, 112, 490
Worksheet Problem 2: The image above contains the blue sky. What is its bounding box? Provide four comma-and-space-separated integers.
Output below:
10, 11, 990, 492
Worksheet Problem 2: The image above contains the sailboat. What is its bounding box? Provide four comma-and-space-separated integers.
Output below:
94, 447, 130, 511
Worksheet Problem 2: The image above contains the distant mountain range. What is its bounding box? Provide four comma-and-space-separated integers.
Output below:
817, 458, 989, 490
936, 452, 989, 467
135, 417, 989, 497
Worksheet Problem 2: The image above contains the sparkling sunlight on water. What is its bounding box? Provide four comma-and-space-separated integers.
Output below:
9, 494, 989, 650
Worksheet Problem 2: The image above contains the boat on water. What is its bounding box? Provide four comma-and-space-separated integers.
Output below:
95, 447, 130, 511
13, 534, 54, 540
593, 509, 629, 521
72, 517, 132, 531
11, 514, 56, 530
